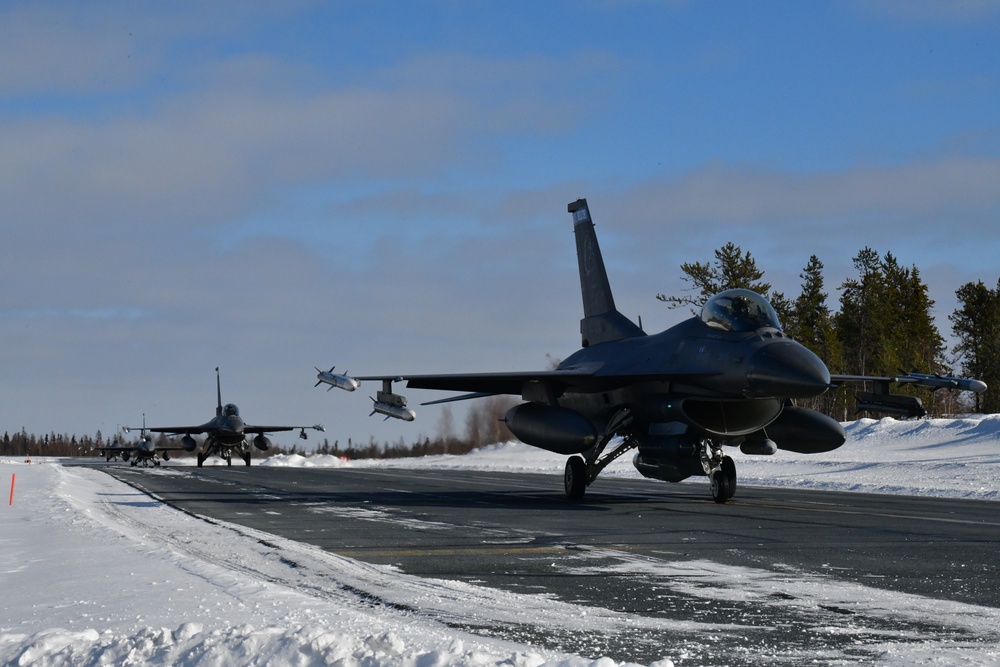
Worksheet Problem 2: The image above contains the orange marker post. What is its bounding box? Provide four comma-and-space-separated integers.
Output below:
8, 474, 14, 506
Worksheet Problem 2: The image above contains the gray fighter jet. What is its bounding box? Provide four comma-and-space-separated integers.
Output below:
142, 368, 324, 467
106, 416, 194, 467
320, 199, 985, 502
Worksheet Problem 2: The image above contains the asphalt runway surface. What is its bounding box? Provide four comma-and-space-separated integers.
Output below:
103, 465, 1000, 664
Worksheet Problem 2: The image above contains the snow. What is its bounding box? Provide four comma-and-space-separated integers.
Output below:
2, 415, 999, 666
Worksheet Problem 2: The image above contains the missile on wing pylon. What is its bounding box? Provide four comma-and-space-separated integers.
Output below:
905, 372, 988, 394
315, 366, 359, 392
372, 402, 417, 421
371, 390, 416, 421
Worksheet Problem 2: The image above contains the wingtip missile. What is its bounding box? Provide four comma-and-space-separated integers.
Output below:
315, 366, 359, 392
968, 379, 989, 393
902, 372, 988, 393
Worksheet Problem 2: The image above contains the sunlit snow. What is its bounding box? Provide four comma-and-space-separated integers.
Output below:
2, 416, 999, 666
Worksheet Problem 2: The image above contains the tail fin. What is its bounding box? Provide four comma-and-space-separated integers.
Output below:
215, 367, 222, 417
569, 199, 645, 347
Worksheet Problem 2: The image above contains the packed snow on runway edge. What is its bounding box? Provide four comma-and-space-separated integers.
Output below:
1, 415, 998, 666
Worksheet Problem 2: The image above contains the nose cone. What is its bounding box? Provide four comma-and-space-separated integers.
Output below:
746, 341, 831, 399
221, 416, 245, 437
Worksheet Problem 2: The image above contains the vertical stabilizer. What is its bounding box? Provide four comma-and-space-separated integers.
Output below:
569, 199, 645, 347
215, 367, 222, 417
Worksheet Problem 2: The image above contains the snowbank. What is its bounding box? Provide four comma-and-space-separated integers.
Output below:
2, 415, 998, 666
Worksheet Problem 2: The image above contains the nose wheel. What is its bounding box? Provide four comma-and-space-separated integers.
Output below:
709, 455, 737, 503
701, 440, 737, 503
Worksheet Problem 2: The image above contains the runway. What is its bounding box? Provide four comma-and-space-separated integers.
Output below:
104, 465, 1000, 664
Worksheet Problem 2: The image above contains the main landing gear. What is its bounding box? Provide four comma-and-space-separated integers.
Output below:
563, 420, 639, 501
563, 436, 738, 504
564, 456, 588, 500
197, 445, 252, 467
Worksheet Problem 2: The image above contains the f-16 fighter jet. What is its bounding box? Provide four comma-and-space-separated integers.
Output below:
319, 199, 985, 502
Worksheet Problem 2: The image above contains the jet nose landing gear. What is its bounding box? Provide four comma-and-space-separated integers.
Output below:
702, 441, 737, 503
710, 461, 737, 503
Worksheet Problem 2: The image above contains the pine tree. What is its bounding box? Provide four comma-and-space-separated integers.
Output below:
787, 256, 828, 347
897, 264, 945, 374
950, 279, 1000, 413
785, 255, 850, 417
657, 242, 786, 317
836, 247, 883, 377
836, 248, 946, 415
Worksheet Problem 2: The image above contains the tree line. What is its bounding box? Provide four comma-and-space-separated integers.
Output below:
0, 430, 109, 458
658, 243, 999, 417
0, 395, 521, 461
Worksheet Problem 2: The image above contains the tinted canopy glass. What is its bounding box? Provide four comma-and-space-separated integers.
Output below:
700, 289, 782, 332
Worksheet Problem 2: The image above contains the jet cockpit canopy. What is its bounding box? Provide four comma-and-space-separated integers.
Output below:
222, 403, 240, 417
700, 289, 782, 332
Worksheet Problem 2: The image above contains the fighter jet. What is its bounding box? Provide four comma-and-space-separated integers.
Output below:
141, 368, 325, 467
321, 199, 986, 502
106, 416, 194, 467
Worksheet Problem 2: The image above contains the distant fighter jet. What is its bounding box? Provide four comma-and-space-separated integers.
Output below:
319, 199, 986, 502
106, 415, 194, 467
140, 368, 324, 467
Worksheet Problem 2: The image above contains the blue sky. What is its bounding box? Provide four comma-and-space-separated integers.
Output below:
2, 1, 999, 445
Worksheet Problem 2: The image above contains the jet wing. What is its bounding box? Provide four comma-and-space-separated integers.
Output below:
364, 370, 601, 395
100, 443, 190, 453
244, 425, 325, 434
142, 426, 210, 435
99, 445, 136, 452
830, 371, 986, 418
830, 372, 987, 393
356, 364, 719, 403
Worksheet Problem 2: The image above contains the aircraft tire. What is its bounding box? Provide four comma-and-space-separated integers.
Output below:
242, 452, 251, 466
564, 456, 587, 500
721, 455, 737, 498
197, 452, 206, 468
710, 464, 736, 504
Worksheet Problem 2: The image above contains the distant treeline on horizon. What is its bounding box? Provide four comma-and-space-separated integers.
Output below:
0, 396, 522, 460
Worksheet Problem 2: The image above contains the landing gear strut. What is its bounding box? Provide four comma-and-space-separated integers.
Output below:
563, 411, 638, 501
